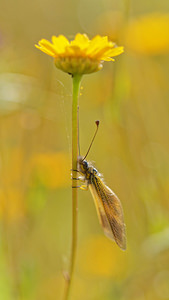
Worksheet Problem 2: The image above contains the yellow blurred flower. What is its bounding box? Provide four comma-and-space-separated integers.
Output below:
0, 148, 25, 222
78, 236, 127, 278
125, 13, 169, 55
0, 188, 25, 222
35, 33, 124, 75
30, 152, 70, 189
4, 148, 24, 186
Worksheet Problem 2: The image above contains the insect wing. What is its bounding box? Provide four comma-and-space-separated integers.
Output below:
89, 184, 115, 241
89, 175, 126, 250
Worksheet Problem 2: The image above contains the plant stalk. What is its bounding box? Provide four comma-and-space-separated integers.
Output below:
63, 74, 82, 300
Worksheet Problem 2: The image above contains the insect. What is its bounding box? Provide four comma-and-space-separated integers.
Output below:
77, 121, 126, 250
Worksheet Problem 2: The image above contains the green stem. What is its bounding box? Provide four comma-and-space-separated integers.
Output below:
63, 74, 82, 300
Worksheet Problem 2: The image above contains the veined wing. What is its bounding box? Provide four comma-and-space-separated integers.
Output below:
89, 183, 115, 241
89, 174, 126, 250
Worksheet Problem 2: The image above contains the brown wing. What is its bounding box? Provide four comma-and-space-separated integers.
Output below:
89, 175, 126, 250
89, 184, 115, 241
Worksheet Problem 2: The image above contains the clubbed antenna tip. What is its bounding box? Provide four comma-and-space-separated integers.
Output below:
95, 120, 100, 127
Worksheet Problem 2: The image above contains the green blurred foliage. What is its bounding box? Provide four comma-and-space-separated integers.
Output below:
0, 0, 169, 299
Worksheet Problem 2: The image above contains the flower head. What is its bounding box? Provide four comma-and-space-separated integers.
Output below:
35, 33, 124, 75
125, 13, 169, 55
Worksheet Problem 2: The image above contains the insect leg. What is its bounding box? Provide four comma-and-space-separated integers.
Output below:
72, 184, 88, 190
71, 169, 80, 173
72, 186, 81, 188
80, 182, 89, 191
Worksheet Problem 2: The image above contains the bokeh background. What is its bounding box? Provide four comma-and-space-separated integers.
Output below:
1, 0, 169, 299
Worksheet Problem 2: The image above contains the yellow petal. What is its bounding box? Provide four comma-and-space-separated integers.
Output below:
90, 46, 112, 59
52, 35, 69, 53
38, 39, 58, 56
101, 57, 115, 61
35, 44, 56, 57
66, 45, 84, 56
71, 33, 89, 49
87, 36, 110, 56
103, 46, 124, 57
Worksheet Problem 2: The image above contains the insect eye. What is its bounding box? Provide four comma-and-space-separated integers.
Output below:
83, 160, 88, 169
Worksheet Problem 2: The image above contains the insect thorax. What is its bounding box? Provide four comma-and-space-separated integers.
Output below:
78, 156, 99, 184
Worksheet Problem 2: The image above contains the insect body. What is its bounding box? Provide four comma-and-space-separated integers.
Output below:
77, 156, 126, 250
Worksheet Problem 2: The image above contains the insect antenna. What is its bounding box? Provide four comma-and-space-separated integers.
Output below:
82, 120, 100, 161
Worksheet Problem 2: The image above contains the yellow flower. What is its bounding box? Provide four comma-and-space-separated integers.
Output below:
125, 13, 169, 55
35, 33, 124, 75
30, 152, 70, 189
78, 236, 128, 278
0, 188, 25, 222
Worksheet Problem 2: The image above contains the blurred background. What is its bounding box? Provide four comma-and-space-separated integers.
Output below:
0, 0, 169, 299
